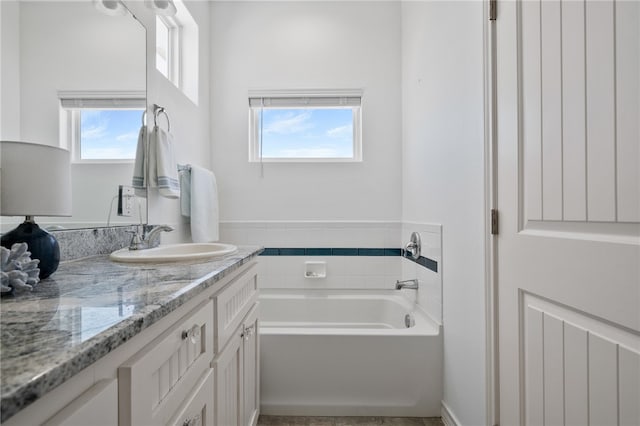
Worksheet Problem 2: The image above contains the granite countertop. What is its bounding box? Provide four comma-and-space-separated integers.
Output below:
0, 245, 262, 423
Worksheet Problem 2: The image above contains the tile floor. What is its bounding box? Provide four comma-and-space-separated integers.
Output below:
257, 416, 444, 426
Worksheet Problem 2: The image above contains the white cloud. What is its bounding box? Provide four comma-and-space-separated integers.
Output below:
326, 124, 352, 139
81, 123, 108, 140
264, 111, 313, 135
116, 131, 139, 143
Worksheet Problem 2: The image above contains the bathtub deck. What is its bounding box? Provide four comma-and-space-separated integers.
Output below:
257, 416, 444, 426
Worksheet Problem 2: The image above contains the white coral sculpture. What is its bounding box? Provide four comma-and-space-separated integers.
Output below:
0, 242, 40, 293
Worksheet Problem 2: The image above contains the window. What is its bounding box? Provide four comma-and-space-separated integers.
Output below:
155, 15, 179, 83
59, 92, 145, 162
248, 90, 362, 162
154, 0, 199, 104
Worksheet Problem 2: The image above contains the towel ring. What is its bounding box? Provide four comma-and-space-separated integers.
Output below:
153, 104, 171, 132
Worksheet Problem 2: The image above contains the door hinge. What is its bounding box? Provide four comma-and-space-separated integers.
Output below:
489, 0, 497, 21
491, 209, 499, 235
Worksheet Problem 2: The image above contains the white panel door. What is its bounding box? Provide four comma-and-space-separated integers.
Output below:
495, 0, 640, 424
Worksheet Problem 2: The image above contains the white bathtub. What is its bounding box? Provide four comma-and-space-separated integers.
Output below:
259, 289, 443, 417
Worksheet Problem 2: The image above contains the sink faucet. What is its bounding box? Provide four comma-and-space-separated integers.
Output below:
395, 279, 419, 290
127, 225, 174, 250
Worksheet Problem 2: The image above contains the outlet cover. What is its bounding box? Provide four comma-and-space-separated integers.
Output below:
117, 185, 135, 217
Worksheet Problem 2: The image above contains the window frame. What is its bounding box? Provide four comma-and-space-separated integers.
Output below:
248, 90, 363, 163
155, 15, 181, 85
58, 91, 146, 164
154, 0, 199, 105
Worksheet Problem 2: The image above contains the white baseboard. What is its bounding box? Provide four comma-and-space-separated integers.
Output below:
441, 401, 461, 426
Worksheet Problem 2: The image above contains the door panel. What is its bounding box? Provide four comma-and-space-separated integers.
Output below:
519, 0, 639, 227
215, 329, 242, 426
520, 294, 640, 425
496, 0, 640, 424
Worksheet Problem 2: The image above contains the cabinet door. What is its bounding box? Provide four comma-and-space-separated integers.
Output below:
167, 368, 214, 426
214, 264, 258, 352
242, 304, 260, 426
214, 326, 243, 426
119, 300, 214, 426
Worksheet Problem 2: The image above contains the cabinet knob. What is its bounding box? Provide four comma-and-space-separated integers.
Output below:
242, 324, 255, 341
182, 413, 201, 426
181, 324, 201, 344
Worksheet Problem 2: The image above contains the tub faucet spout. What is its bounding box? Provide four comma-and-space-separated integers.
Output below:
395, 279, 419, 290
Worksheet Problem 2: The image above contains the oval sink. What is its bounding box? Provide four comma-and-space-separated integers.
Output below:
110, 243, 238, 263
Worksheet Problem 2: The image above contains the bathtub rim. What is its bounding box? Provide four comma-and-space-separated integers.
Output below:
258, 288, 441, 337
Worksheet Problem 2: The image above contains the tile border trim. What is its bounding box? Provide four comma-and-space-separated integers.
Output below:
259, 247, 438, 273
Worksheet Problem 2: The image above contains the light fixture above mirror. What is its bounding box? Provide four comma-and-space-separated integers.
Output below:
145, 0, 177, 16
93, 0, 128, 17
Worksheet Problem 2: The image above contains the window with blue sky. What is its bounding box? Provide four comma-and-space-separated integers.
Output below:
249, 91, 362, 162
260, 108, 354, 159
80, 109, 143, 160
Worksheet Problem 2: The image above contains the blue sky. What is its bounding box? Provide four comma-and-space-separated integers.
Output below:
260, 108, 354, 158
80, 110, 143, 160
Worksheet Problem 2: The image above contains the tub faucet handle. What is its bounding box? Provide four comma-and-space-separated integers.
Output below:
126, 229, 143, 250
404, 232, 421, 260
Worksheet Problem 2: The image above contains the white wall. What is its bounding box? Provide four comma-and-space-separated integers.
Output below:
209, 1, 402, 222
19, 2, 145, 145
401, 1, 486, 425
0, 1, 21, 140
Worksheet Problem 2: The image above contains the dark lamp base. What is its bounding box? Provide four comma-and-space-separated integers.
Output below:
1, 221, 60, 279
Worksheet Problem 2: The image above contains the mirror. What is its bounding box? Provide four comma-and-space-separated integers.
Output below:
0, 0, 147, 231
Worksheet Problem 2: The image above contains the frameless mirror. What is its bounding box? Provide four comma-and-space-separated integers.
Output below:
0, 0, 147, 231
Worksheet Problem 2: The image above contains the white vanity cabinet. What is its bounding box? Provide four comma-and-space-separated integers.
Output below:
212, 263, 260, 426
2, 258, 261, 426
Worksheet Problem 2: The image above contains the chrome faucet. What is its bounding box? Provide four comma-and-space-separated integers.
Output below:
127, 225, 174, 250
404, 232, 421, 260
396, 279, 419, 290
144, 225, 174, 248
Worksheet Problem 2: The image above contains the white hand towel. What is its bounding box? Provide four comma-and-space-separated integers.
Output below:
190, 165, 219, 243
150, 126, 180, 199
131, 125, 147, 197
179, 168, 191, 217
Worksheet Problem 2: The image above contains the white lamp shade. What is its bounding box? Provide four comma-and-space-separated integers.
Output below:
0, 141, 72, 217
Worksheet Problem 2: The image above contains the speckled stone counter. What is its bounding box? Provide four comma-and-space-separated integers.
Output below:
0, 246, 262, 423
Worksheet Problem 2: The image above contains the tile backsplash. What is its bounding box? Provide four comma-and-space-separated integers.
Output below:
221, 220, 443, 324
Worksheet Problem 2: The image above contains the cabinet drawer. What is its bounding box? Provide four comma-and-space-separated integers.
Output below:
167, 368, 214, 426
214, 263, 258, 352
119, 300, 214, 426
